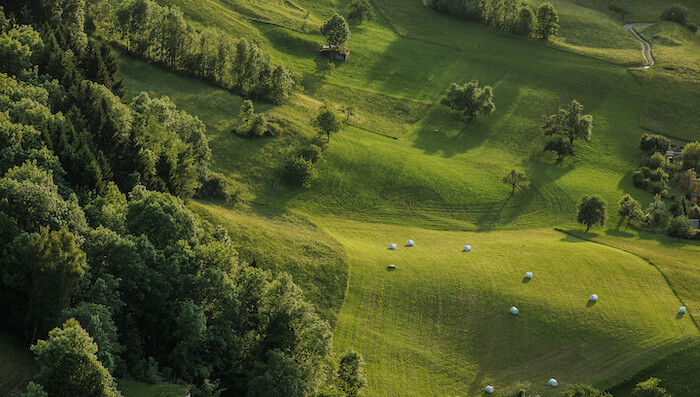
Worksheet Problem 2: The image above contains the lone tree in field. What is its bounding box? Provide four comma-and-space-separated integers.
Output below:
321, 14, 351, 47
608, 6, 633, 21
314, 106, 342, 142
660, 4, 690, 26
542, 100, 592, 148
536, 2, 559, 40
618, 194, 643, 228
577, 195, 607, 231
502, 169, 530, 195
338, 348, 367, 397
516, 7, 536, 36
348, 0, 375, 24
441, 80, 495, 122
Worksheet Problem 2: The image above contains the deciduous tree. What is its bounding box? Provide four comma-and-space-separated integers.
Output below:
348, 0, 375, 23
618, 194, 643, 227
441, 80, 495, 122
321, 14, 351, 47
577, 195, 606, 231
502, 169, 530, 194
536, 2, 559, 40
542, 100, 592, 147
314, 106, 342, 142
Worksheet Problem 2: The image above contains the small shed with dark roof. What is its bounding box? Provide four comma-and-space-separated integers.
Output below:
320, 45, 350, 61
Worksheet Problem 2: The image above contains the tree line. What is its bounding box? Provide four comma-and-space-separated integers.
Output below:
0, 2, 365, 396
89, 0, 295, 104
425, 0, 559, 39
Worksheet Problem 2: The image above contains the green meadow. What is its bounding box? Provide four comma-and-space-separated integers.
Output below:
110, 0, 700, 395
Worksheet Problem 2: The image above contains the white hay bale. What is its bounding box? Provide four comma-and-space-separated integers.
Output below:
589, 294, 598, 302
389, 243, 397, 250
485, 385, 494, 394
679, 306, 687, 314
510, 306, 519, 315
525, 272, 533, 279
548, 378, 558, 387
388, 264, 396, 270
463, 245, 472, 252
407, 240, 415, 247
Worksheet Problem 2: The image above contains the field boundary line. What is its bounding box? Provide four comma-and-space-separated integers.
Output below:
554, 228, 700, 334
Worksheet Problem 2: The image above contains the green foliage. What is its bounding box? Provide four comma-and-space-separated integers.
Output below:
348, 0, 375, 24
59, 302, 123, 373
321, 14, 351, 47
542, 100, 592, 147
298, 144, 323, 163
314, 106, 342, 142
83, 182, 128, 232
338, 348, 367, 397
608, 5, 633, 21
644, 152, 669, 170
236, 99, 269, 137
666, 215, 696, 239
126, 188, 202, 248
681, 141, 700, 170
639, 133, 671, 155
577, 194, 607, 231
618, 194, 644, 227
31, 318, 122, 396
284, 156, 318, 188
426, 0, 540, 36
660, 4, 690, 26
677, 168, 699, 196
536, 2, 559, 40
441, 80, 495, 122
646, 194, 667, 227
105, 0, 294, 103
21, 381, 49, 397
562, 383, 612, 397
632, 377, 671, 397
544, 136, 574, 158
516, 7, 536, 36
502, 169, 530, 194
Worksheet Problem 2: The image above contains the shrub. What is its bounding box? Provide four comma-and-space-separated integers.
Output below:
639, 133, 671, 154
544, 136, 574, 158
632, 169, 648, 188
196, 172, 233, 201
644, 152, 669, 169
689, 24, 698, 33
298, 144, 323, 163
284, 156, 318, 188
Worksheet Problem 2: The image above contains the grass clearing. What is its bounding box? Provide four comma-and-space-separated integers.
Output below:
321, 219, 698, 396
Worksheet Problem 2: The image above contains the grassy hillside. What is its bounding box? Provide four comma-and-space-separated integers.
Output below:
321, 220, 697, 396
113, 0, 700, 395
190, 202, 348, 325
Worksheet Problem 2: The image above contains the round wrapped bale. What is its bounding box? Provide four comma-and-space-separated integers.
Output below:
463, 245, 472, 252
407, 239, 415, 247
679, 306, 687, 314
548, 378, 558, 387
485, 385, 494, 394
525, 272, 533, 279
389, 243, 397, 250
510, 306, 519, 315
589, 294, 598, 302
388, 264, 396, 270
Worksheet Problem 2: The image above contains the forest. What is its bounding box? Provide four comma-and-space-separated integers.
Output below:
0, 1, 360, 396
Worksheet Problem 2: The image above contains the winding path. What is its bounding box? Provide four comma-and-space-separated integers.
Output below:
624, 23, 655, 68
